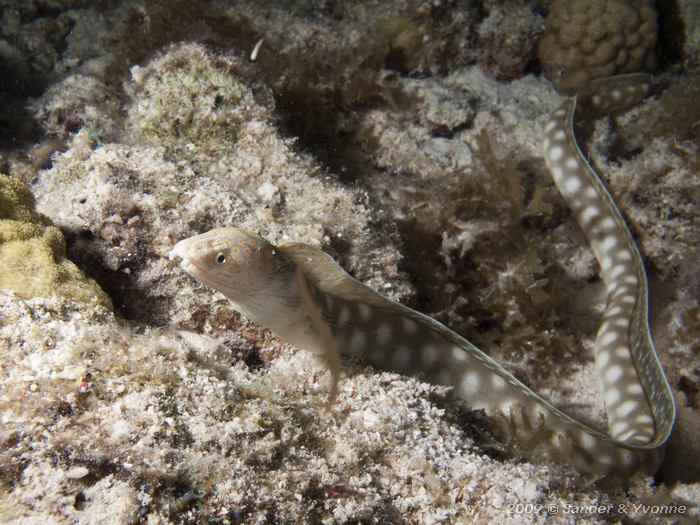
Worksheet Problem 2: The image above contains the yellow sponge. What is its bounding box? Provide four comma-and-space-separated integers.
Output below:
0, 173, 112, 309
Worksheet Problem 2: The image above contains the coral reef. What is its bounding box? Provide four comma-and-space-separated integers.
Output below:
0, 1, 699, 523
32, 43, 411, 325
2, 293, 698, 523
538, 0, 658, 93
351, 70, 578, 361
0, 173, 111, 309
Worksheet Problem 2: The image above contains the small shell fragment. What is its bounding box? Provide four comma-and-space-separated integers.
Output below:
65, 466, 89, 479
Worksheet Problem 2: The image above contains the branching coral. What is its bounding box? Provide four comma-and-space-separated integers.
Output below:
538, 0, 658, 93
0, 173, 111, 308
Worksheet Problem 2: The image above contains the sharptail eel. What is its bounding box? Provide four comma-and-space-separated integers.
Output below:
169, 74, 675, 477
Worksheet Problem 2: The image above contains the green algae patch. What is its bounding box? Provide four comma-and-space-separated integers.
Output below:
125, 43, 260, 161
0, 173, 112, 309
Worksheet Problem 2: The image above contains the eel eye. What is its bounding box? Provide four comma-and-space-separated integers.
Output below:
216, 253, 226, 264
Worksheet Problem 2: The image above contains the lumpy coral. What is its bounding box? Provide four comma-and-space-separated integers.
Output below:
0, 173, 111, 309
538, 0, 658, 93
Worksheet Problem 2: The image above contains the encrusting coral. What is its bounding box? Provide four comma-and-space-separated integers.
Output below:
538, 0, 658, 93
0, 173, 111, 309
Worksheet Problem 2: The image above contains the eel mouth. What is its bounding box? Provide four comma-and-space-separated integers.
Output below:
169, 239, 203, 276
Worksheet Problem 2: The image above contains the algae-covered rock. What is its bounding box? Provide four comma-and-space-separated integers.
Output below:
33, 42, 411, 325
125, 44, 264, 161
0, 173, 111, 309
378, 16, 426, 74
477, 0, 544, 80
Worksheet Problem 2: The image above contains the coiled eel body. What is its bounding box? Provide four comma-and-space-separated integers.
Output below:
169, 74, 675, 477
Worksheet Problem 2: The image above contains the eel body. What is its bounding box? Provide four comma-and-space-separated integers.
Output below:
169, 74, 675, 477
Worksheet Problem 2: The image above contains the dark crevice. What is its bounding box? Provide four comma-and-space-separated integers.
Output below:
0, 93, 41, 151
0, 46, 45, 149
63, 229, 165, 324
655, 0, 685, 69
430, 120, 473, 139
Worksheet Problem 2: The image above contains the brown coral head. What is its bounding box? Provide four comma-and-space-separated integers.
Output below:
538, 0, 658, 94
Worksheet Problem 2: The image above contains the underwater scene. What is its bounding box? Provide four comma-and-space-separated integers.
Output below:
1, 1, 699, 523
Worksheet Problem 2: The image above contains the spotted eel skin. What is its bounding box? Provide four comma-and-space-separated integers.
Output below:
169, 74, 675, 477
